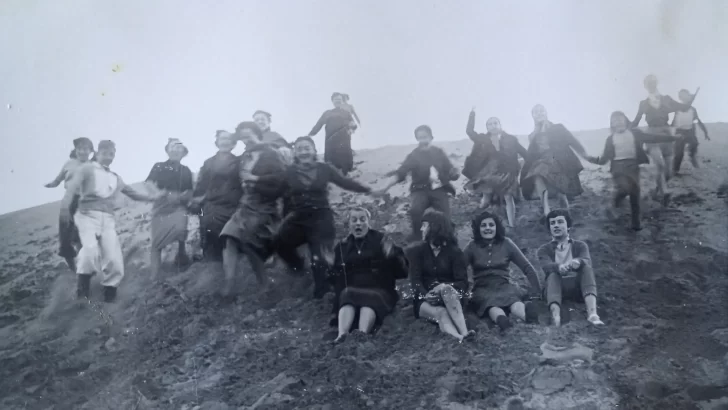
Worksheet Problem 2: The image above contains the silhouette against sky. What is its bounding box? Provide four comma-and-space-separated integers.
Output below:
1, 0, 726, 214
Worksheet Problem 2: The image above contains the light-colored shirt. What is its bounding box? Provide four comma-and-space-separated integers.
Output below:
554, 239, 573, 266
57, 159, 85, 189
72, 162, 127, 214
612, 130, 637, 161
673, 108, 696, 130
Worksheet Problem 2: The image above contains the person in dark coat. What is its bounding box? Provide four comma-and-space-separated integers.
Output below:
309, 92, 357, 175
375, 125, 460, 242
463, 108, 528, 227
220, 122, 288, 293
407, 210, 475, 342
585, 111, 679, 230
252, 110, 293, 164
329, 207, 408, 343
520, 104, 589, 218
273, 136, 379, 299
190, 131, 242, 263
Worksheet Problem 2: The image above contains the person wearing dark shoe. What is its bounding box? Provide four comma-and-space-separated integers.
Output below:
537, 209, 603, 326
585, 111, 679, 230
61, 140, 159, 301
464, 211, 541, 331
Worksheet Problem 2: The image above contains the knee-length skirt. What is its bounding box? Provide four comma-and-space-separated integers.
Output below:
522, 155, 583, 198
470, 275, 526, 317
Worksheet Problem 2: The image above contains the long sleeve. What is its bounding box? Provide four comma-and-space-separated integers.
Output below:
665, 95, 692, 113
436, 148, 458, 181
351, 106, 361, 126
326, 164, 371, 193
394, 152, 416, 183
450, 247, 469, 295
506, 238, 540, 291
181, 166, 194, 192
145, 163, 162, 184
591, 137, 613, 166
309, 111, 328, 136
537, 243, 559, 277
406, 245, 427, 297
121, 178, 154, 202
563, 126, 587, 157
192, 160, 211, 198
48, 165, 67, 187
573, 241, 592, 268
61, 164, 90, 209
466, 111, 479, 141
631, 101, 645, 127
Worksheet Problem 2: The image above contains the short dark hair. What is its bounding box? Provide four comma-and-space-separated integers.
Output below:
471, 211, 506, 244
414, 125, 433, 139
422, 210, 456, 247
292, 136, 318, 163
235, 121, 263, 139
545, 209, 573, 230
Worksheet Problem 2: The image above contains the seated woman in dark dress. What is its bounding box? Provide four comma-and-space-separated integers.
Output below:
329, 207, 408, 343
464, 211, 541, 331
407, 210, 475, 342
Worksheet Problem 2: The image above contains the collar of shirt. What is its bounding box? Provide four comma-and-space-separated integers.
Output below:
551, 237, 572, 249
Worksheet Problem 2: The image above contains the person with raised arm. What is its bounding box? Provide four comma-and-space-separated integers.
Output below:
309, 92, 357, 175
671, 89, 710, 174
61, 140, 159, 302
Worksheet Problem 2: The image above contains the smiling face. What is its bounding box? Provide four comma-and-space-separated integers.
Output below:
548, 215, 569, 238
75, 145, 93, 162
332, 95, 344, 108
532, 105, 548, 124
415, 129, 433, 148
610, 113, 629, 133
349, 210, 370, 239
479, 218, 497, 240
95, 147, 115, 167
238, 127, 261, 147
253, 113, 271, 131
167, 143, 187, 162
215, 132, 236, 152
294, 139, 316, 163
486, 117, 502, 134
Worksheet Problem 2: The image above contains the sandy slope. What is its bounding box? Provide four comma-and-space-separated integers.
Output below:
0, 124, 727, 410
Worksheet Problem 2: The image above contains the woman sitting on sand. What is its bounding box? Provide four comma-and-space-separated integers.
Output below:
190, 131, 243, 263
375, 125, 460, 242
407, 210, 475, 342
520, 104, 589, 219
220, 122, 288, 293
273, 136, 379, 299
329, 207, 408, 343
463, 108, 528, 228
45, 137, 95, 272
585, 111, 679, 231
464, 211, 540, 331
309, 92, 357, 175
145, 138, 194, 280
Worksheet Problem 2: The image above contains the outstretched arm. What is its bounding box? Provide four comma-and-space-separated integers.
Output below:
586, 137, 613, 166
380, 153, 415, 192
694, 108, 710, 140
308, 111, 328, 136
45, 166, 66, 188
327, 164, 371, 193
562, 125, 588, 158
120, 178, 157, 202
631, 101, 645, 128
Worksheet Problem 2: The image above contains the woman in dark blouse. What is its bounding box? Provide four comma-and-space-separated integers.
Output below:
520, 104, 589, 219
309, 92, 357, 175
274, 136, 379, 299
190, 131, 243, 263
145, 138, 194, 279
407, 210, 475, 342
464, 211, 540, 331
329, 207, 408, 342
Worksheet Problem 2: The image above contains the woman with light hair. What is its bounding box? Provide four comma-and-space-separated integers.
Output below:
329, 207, 408, 343
145, 138, 194, 280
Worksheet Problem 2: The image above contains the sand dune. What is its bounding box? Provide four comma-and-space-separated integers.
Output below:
0, 124, 727, 409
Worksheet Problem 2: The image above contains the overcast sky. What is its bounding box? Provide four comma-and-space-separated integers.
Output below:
1, 0, 726, 214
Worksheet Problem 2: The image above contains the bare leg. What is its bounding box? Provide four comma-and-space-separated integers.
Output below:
242, 245, 267, 285
176, 240, 190, 265
558, 194, 569, 210
584, 295, 604, 325
441, 286, 469, 336
358, 306, 377, 334
419, 303, 464, 341
534, 176, 550, 216
480, 192, 491, 209
222, 238, 240, 295
504, 194, 516, 227
488, 306, 512, 330
509, 301, 526, 321
336, 305, 356, 341
150, 249, 162, 281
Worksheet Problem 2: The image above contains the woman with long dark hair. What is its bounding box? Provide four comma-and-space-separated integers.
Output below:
407, 210, 475, 342
274, 136, 379, 299
465, 211, 540, 331
45, 137, 95, 272
309, 92, 357, 175
520, 104, 589, 219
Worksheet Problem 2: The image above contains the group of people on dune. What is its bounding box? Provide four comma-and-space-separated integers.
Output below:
44, 74, 709, 341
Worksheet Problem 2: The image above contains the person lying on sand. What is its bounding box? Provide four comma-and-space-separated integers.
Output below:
220, 122, 288, 294
145, 138, 194, 281
45, 137, 95, 273
329, 207, 408, 343
61, 140, 159, 303
672, 89, 710, 174
464, 211, 540, 331
585, 111, 679, 231
374, 125, 460, 242
537, 209, 603, 326
272, 137, 381, 299
407, 210, 475, 343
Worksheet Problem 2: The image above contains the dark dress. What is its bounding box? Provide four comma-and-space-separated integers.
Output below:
464, 238, 540, 317
146, 160, 194, 250
220, 143, 287, 259
463, 112, 527, 199
406, 241, 468, 319
632, 95, 692, 158
275, 162, 371, 297
520, 122, 587, 199
309, 108, 355, 175
193, 152, 243, 262
329, 230, 409, 330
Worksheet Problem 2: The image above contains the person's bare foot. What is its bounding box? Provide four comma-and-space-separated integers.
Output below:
552, 314, 561, 327
333, 334, 347, 344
